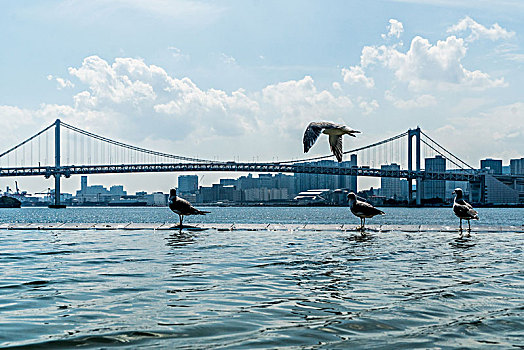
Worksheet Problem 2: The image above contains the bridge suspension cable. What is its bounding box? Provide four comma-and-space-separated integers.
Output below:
0, 122, 55, 160
420, 130, 474, 170
60, 121, 219, 164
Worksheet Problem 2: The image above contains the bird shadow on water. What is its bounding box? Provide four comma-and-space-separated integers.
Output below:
164, 230, 197, 249
448, 234, 477, 264
450, 235, 476, 248
345, 230, 376, 243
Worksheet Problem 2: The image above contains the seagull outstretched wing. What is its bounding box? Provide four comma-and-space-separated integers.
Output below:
303, 122, 325, 153
329, 134, 343, 162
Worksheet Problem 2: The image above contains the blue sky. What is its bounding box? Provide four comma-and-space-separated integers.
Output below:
1, 0, 523, 193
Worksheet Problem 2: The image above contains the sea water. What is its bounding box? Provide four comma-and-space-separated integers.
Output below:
0, 207, 522, 348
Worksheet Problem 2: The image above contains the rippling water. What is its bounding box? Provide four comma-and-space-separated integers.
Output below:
0, 207, 523, 349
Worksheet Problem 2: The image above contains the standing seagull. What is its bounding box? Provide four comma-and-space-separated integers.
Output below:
168, 189, 210, 227
303, 122, 360, 162
347, 192, 385, 231
452, 188, 478, 232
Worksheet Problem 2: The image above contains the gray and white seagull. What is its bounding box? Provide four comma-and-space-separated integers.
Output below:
303, 121, 360, 162
452, 188, 478, 232
347, 192, 385, 231
168, 189, 210, 228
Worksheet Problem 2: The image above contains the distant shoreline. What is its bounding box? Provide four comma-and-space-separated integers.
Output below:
16, 202, 524, 209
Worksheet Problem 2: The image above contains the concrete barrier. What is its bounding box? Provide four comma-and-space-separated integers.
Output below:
1, 223, 522, 233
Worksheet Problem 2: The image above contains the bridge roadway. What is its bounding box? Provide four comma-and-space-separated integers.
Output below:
0, 161, 481, 181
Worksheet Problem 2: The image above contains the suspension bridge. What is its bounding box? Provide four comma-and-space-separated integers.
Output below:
0, 119, 521, 207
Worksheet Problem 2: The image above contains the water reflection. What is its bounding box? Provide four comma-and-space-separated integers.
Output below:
449, 236, 476, 250
164, 231, 197, 249
2, 225, 522, 349
345, 231, 376, 244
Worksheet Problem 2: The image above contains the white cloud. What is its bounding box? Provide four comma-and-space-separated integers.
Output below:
360, 35, 506, 91
433, 102, 524, 161
447, 16, 515, 42
168, 46, 190, 62
341, 65, 375, 88
219, 53, 237, 65
261, 76, 354, 132
357, 97, 379, 115
47, 74, 74, 89
382, 19, 404, 39
385, 90, 437, 109
4, 56, 356, 152
68, 56, 157, 106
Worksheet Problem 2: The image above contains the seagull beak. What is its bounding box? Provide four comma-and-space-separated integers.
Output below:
452, 191, 456, 195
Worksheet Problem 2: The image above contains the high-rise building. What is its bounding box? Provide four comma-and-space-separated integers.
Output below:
295, 156, 357, 193
337, 154, 357, 193
510, 158, 524, 175
423, 155, 446, 200
480, 158, 502, 174
178, 175, 198, 194
381, 163, 403, 199
81, 176, 87, 192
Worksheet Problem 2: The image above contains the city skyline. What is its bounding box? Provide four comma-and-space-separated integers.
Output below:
1, 1, 523, 194
12, 154, 521, 206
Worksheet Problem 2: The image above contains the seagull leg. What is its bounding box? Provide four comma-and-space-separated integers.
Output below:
363, 218, 366, 232
467, 220, 471, 236
178, 214, 183, 228
459, 218, 462, 232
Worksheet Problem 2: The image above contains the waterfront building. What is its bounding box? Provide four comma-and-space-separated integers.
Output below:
483, 175, 519, 204
197, 184, 242, 203
337, 154, 358, 193
510, 158, 524, 175
236, 174, 258, 190
178, 175, 198, 194
445, 181, 470, 201
400, 179, 409, 200
80, 176, 87, 192
380, 163, 404, 199
274, 173, 296, 197
243, 188, 289, 202
74, 176, 127, 204
49, 189, 73, 203
480, 158, 503, 174
235, 173, 295, 200
295, 156, 357, 193
422, 155, 446, 201
219, 178, 237, 186
109, 185, 126, 196
143, 192, 168, 206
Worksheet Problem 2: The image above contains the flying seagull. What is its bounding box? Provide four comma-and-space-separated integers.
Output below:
347, 192, 385, 231
452, 188, 478, 232
168, 189, 210, 227
303, 121, 360, 162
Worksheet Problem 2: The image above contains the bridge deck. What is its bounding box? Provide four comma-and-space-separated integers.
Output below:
1, 223, 522, 233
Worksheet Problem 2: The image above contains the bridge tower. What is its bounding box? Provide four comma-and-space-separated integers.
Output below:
49, 119, 65, 208
407, 127, 422, 206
